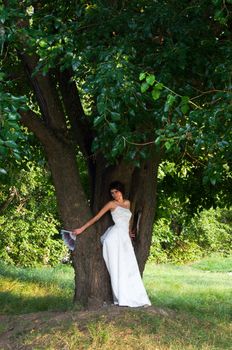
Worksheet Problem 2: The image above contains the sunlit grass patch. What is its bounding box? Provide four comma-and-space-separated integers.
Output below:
0, 262, 74, 314
189, 254, 232, 272
144, 262, 232, 323
0, 261, 74, 288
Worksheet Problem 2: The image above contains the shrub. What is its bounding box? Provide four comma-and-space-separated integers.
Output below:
0, 210, 67, 267
188, 208, 232, 255
0, 163, 68, 267
149, 218, 174, 263
149, 207, 232, 264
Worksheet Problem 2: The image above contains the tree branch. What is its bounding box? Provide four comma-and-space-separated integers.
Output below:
20, 109, 62, 149
57, 69, 94, 157
57, 69, 96, 199
19, 53, 68, 133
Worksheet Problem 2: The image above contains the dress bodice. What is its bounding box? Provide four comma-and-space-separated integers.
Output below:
111, 206, 132, 229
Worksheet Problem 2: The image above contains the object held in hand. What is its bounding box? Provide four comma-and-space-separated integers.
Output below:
60, 229, 76, 251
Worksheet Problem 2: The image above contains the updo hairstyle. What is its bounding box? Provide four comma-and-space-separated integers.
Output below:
109, 181, 125, 198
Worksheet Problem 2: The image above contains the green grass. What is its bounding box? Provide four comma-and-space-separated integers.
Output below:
0, 254, 231, 349
0, 263, 74, 314
190, 254, 232, 272
144, 260, 232, 323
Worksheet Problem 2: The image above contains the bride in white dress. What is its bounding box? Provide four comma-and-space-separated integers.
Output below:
72, 181, 151, 307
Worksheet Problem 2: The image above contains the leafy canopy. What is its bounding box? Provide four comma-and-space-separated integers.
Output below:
0, 0, 231, 186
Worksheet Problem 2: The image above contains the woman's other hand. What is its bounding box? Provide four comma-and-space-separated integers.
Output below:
129, 229, 136, 240
72, 227, 84, 235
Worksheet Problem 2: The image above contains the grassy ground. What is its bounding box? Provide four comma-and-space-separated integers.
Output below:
0, 254, 231, 349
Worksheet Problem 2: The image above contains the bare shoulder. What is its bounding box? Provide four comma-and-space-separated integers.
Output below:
106, 201, 117, 209
124, 199, 130, 208
97, 201, 115, 215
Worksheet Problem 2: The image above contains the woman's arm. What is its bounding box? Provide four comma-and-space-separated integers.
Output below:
72, 201, 114, 235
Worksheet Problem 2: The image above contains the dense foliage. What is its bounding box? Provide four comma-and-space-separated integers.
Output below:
149, 207, 232, 264
150, 160, 232, 263
0, 162, 67, 267
1, 1, 231, 169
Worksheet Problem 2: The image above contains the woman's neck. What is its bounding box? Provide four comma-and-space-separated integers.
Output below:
115, 198, 124, 204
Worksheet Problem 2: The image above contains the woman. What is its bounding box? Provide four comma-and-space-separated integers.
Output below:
73, 181, 151, 308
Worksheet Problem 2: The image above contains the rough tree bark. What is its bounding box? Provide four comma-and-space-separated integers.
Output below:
19, 54, 160, 308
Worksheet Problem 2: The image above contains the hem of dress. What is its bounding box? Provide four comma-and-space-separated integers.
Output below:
114, 302, 151, 308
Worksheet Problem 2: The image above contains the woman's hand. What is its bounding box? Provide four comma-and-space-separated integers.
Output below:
129, 229, 136, 240
72, 227, 84, 235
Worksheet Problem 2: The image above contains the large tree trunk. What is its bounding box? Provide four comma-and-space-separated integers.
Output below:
46, 142, 107, 307
130, 153, 160, 274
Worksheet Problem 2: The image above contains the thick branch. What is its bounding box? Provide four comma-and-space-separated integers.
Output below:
19, 53, 67, 133
20, 109, 62, 149
57, 69, 96, 200
57, 69, 94, 157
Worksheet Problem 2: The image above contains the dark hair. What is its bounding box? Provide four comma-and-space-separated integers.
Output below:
109, 181, 125, 197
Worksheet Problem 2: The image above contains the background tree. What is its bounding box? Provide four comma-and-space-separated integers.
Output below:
1, 0, 231, 307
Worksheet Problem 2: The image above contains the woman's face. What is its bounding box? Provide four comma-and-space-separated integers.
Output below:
110, 189, 123, 201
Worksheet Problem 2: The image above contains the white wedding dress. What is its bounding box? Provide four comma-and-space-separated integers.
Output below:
101, 206, 151, 307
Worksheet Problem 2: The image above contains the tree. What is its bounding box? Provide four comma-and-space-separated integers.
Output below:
1, 0, 231, 307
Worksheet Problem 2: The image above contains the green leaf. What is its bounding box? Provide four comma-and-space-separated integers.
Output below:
155, 136, 161, 145
164, 141, 172, 150
8, 113, 19, 121
146, 74, 156, 86
0, 168, 7, 175
154, 83, 164, 90
210, 177, 217, 186
39, 40, 47, 48
93, 115, 104, 127
164, 94, 176, 112
139, 72, 146, 81
108, 122, 117, 134
129, 109, 136, 117
152, 88, 161, 101
167, 94, 176, 106
180, 96, 190, 114
181, 96, 189, 104
111, 139, 124, 157
141, 82, 149, 93
111, 112, 121, 121
13, 150, 21, 160
181, 104, 189, 114
97, 102, 105, 114
111, 145, 119, 157
139, 149, 147, 159
4, 140, 17, 148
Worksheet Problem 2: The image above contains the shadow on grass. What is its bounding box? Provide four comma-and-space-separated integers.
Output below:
0, 289, 74, 315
